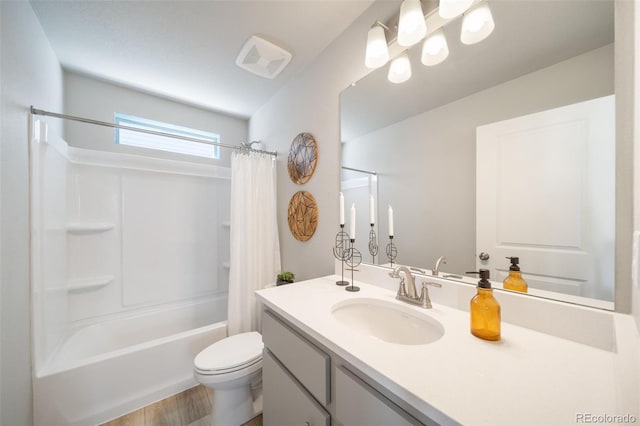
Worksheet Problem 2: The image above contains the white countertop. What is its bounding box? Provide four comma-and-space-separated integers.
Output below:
256, 275, 640, 426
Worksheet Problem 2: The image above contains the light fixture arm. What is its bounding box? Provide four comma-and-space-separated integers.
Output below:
372, 20, 390, 32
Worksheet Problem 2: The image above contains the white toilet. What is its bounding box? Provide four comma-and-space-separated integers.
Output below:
193, 331, 264, 426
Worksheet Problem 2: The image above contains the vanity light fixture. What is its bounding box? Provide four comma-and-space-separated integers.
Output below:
438, 0, 474, 19
367, 0, 495, 83
388, 52, 412, 84
421, 28, 449, 66
460, 2, 495, 45
397, 0, 427, 47
365, 21, 390, 69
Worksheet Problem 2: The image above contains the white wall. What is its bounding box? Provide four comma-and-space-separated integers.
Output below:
64, 71, 248, 167
250, 1, 400, 281
632, 0, 640, 332
343, 45, 614, 277
0, 2, 64, 425
615, 0, 636, 318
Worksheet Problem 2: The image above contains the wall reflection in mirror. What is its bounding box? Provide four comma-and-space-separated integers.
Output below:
340, 0, 615, 308
341, 167, 380, 264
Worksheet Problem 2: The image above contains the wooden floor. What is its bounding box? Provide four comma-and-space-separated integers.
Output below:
101, 385, 263, 426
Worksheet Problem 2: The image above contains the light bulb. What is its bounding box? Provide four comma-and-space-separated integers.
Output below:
421, 29, 449, 66
397, 0, 427, 47
439, 0, 473, 19
388, 53, 412, 84
461, 2, 495, 45
365, 24, 390, 69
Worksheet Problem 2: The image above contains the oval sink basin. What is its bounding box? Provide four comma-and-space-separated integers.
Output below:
331, 298, 444, 345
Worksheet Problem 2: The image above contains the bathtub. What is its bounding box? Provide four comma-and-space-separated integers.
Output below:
33, 296, 227, 426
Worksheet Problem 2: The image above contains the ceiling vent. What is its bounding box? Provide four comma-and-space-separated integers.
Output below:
235, 35, 293, 79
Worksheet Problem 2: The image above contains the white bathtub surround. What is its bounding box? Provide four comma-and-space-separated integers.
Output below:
34, 297, 227, 426
30, 135, 232, 425
228, 151, 280, 335
256, 267, 640, 425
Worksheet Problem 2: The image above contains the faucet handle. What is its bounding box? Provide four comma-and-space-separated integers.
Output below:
418, 281, 442, 309
417, 283, 433, 308
396, 278, 408, 298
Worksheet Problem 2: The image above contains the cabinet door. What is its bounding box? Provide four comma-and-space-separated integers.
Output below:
262, 310, 330, 405
263, 349, 330, 426
334, 366, 423, 426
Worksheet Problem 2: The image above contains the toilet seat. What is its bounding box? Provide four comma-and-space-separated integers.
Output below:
194, 331, 263, 376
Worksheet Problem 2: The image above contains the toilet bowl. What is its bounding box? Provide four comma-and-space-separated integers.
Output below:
194, 331, 264, 426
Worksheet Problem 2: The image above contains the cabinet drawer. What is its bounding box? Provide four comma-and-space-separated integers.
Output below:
335, 366, 423, 426
262, 310, 330, 405
263, 349, 330, 426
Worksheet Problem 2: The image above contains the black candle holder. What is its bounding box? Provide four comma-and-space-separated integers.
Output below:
368, 223, 378, 264
345, 239, 361, 292
332, 225, 350, 286
385, 235, 397, 267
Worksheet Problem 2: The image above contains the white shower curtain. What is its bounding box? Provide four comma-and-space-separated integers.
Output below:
227, 151, 281, 335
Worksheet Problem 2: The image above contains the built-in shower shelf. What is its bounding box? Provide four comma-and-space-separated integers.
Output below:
67, 276, 114, 294
66, 222, 115, 235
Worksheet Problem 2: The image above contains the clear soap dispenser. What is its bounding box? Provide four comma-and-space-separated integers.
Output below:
503, 256, 528, 293
467, 269, 501, 341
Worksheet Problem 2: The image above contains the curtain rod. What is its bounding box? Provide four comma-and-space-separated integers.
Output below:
342, 166, 377, 175
30, 106, 278, 158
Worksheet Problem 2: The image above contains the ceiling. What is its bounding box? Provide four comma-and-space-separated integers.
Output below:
30, 0, 375, 119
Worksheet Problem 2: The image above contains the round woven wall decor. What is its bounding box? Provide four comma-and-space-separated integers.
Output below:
287, 191, 318, 241
287, 132, 318, 184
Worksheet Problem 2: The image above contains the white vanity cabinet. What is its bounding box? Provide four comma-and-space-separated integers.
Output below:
262, 309, 330, 426
262, 309, 428, 426
257, 276, 639, 426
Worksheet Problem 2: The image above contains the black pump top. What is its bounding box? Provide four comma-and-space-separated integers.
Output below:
466, 269, 492, 288
507, 256, 520, 271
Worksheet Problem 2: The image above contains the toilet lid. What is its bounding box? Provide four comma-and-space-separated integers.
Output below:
194, 331, 263, 373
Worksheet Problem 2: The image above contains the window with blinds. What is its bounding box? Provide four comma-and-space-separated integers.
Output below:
114, 113, 220, 159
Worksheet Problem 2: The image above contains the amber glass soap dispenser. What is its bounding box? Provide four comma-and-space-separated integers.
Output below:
503, 256, 528, 293
469, 269, 501, 341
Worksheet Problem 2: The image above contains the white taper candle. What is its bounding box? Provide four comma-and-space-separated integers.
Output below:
350, 203, 356, 239
369, 195, 375, 224
388, 205, 394, 236
339, 192, 345, 225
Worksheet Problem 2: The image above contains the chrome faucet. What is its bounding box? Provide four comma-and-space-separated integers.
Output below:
432, 256, 447, 276
389, 265, 442, 309
390, 265, 417, 298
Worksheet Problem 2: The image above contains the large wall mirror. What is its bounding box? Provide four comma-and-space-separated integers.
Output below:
340, 0, 615, 308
